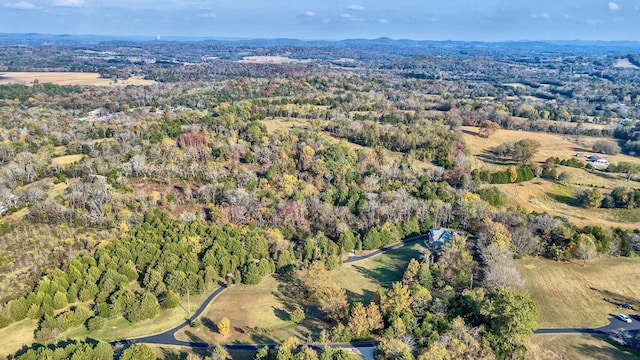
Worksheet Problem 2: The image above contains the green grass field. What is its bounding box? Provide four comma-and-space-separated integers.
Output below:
175, 276, 322, 344
519, 257, 640, 328
332, 243, 427, 303
526, 334, 639, 360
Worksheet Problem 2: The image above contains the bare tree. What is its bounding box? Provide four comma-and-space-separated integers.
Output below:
481, 243, 524, 290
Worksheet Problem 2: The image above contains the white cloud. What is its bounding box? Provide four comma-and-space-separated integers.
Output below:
346, 4, 364, 11
5, 1, 40, 9
53, 0, 85, 7
587, 18, 603, 25
531, 13, 550, 19
378, 18, 389, 23
197, 13, 216, 18
304, 10, 315, 17
608, 2, 619, 10
340, 13, 352, 18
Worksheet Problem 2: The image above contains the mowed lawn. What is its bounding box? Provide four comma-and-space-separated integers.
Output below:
526, 334, 639, 360
519, 257, 640, 328
175, 276, 321, 344
332, 243, 427, 303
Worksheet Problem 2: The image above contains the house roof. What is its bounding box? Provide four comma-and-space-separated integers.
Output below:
430, 227, 454, 244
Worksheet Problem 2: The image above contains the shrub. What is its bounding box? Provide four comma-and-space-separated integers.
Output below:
593, 140, 621, 155
86, 316, 106, 331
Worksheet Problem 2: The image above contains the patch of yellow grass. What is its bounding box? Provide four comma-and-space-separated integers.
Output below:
236, 56, 309, 64
614, 58, 640, 69
51, 154, 84, 166
526, 334, 639, 360
0, 72, 156, 87
47, 182, 68, 199
493, 179, 639, 229
0, 319, 38, 358
519, 257, 640, 328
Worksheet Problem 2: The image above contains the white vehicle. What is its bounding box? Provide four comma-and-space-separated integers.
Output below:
617, 313, 632, 323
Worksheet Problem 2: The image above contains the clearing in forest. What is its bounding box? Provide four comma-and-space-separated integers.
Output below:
0, 72, 156, 86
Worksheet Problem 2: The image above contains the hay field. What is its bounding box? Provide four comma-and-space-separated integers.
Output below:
0, 319, 38, 358
464, 127, 640, 228
51, 154, 84, 166
462, 126, 639, 167
526, 334, 639, 360
237, 56, 310, 64
614, 58, 640, 69
494, 179, 640, 229
0, 72, 156, 86
519, 257, 640, 328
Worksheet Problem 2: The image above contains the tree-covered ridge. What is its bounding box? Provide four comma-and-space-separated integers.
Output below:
3, 210, 283, 337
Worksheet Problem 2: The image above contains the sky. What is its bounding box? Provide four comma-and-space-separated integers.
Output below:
1, 0, 639, 41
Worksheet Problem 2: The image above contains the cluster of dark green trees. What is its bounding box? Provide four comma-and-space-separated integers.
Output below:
473, 166, 534, 184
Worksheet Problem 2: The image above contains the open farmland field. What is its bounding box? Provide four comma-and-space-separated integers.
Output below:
0, 72, 156, 86
493, 179, 640, 229
237, 56, 310, 64
519, 257, 640, 328
462, 126, 640, 169
526, 334, 639, 360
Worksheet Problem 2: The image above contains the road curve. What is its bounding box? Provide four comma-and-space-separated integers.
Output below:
112, 235, 428, 349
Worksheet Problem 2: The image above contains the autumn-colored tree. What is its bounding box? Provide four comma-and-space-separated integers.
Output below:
478, 120, 501, 138
177, 132, 206, 148
347, 302, 370, 339
366, 303, 384, 332
402, 258, 420, 285
217, 317, 231, 336
318, 285, 348, 322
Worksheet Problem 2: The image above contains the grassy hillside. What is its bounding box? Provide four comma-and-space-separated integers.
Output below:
519, 257, 640, 328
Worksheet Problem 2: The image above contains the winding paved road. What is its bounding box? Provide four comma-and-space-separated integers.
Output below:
535, 316, 640, 335
112, 236, 428, 350
117, 234, 637, 353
